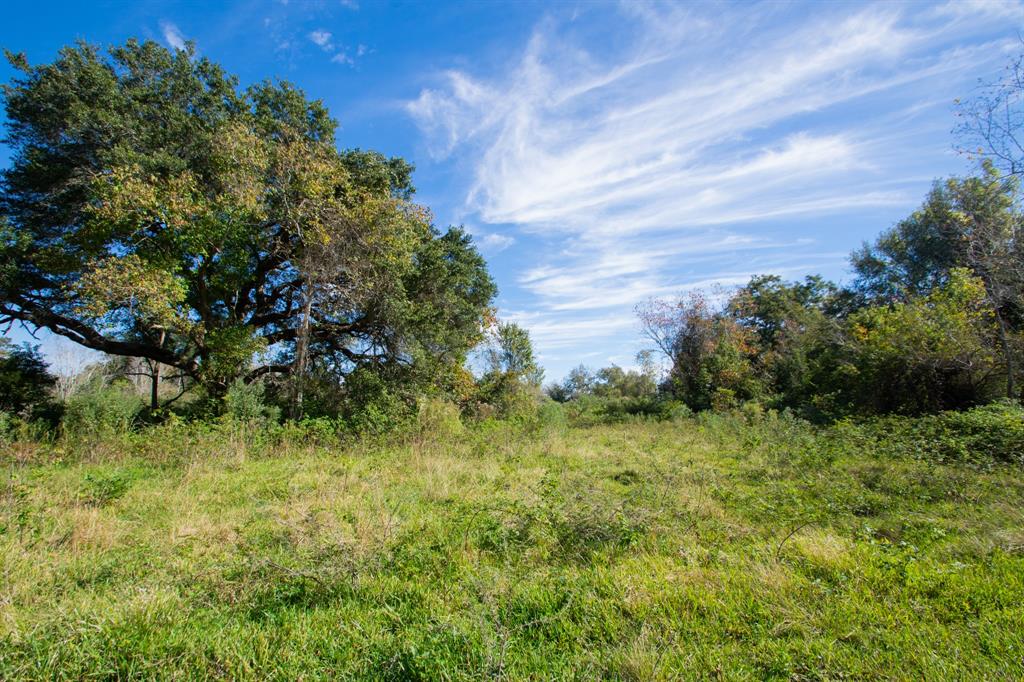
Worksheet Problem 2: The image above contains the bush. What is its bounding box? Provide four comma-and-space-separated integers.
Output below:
338, 367, 412, 435
661, 400, 693, 421
0, 410, 56, 446
414, 397, 464, 441
224, 379, 281, 424
289, 417, 342, 446
711, 387, 739, 412
535, 400, 569, 432
861, 400, 1024, 464
475, 373, 541, 422
937, 400, 1024, 462
840, 270, 1004, 415
79, 467, 135, 506
0, 411, 13, 442
62, 381, 143, 437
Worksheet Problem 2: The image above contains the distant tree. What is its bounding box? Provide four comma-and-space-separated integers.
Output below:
565, 364, 596, 398
730, 275, 840, 346
478, 322, 543, 416
944, 169, 1024, 398
851, 187, 964, 302
852, 166, 1023, 397
954, 45, 1024, 178
728, 275, 844, 411
841, 269, 1005, 414
544, 381, 572, 403
545, 364, 595, 402
638, 292, 761, 411
480, 322, 543, 386
592, 364, 657, 400
0, 340, 57, 418
0, 41, 495, 409
546, 357, 658, 404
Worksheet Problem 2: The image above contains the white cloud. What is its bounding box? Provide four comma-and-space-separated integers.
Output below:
407, 1, 1022, 377
309, 29, 334, 51
502, 310, 637, 350
478, 232, 515, 252
160, 21, 187, 51
308, 29, 364, 66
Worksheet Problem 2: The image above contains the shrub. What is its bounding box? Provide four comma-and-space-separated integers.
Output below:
338, 367, 412, 435
224, 379, 281, 424
79, 468, 135, 506
62, 380, 143, 437
861, 400, 1024, 464
936, 400, 1024, 462
661, 400, 693, 421
415, 397, 464, 441
840, 270, 1004, 415
639, 292, 764, 411
535, 400, 569, 432
290, 417, 342, 445
711, 387, 739, 412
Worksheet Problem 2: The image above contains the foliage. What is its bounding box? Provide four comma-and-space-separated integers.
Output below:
851, 166, 1023, 398
476, 322, 543, 419
546, 361, 658, 405
61, 379, 143, 437
638, 291, 763, 411
634, 166, 1023, 419
727, 275, 846, 413
479, 322, 543, 385
840, 269, 1005, 414
545, 364, 594, 402
859, 400, 1024, 465
413, 397, 464, 443
591, 364, 658, 400
851, 182, 968, 302
223, 379, 280, 425
851, 165, 1023, 311
337, 366, 412, 435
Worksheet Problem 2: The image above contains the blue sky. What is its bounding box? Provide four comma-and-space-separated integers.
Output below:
2, 0, 1023, 381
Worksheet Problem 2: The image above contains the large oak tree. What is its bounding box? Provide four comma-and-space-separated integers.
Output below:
0, 41, 495, 406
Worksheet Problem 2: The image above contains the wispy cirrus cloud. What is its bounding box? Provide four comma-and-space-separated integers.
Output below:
160, 21, 187, 51
407, 1, 1022, 378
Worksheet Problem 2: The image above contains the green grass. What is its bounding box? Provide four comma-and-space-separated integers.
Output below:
2, 412, 1023, 679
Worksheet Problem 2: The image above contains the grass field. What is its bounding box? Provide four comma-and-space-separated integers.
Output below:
2, 411, 1023, 680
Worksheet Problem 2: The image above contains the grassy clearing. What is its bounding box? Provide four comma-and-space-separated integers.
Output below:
1, 413, 1023, 680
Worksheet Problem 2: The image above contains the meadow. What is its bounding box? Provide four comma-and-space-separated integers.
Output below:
2, 405, 1023, 680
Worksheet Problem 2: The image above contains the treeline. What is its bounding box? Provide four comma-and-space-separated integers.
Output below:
544, 52, 1024, 423
548, 166, 1023, 421
0, 318, 544, 438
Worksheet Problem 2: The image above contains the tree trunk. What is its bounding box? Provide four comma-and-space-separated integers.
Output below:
292, 293, 314, 419
150, 329, 166, 411
995, 311, 1016, 398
